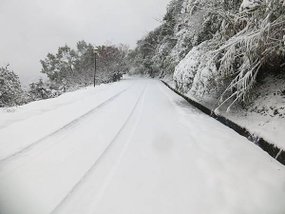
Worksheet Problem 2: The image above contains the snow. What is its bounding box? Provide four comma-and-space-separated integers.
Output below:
223, 75, 285, 150
0, 82, 132, 161
173, 37, 285, 150
178, 73, 285, 151
240, 0, 263, 12
173, 41, 218, 96
0, 79, 285, 214
173, 44, 202, 93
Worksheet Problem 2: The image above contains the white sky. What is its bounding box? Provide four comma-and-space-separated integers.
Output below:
0, 0, 171, 85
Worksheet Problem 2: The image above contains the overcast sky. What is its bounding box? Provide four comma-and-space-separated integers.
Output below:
0, 0, 171, 85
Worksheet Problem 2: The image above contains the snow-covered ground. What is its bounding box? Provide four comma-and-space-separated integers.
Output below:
225, 75, 285, 150
0, 79, 285, 214
172, 72, 285, 151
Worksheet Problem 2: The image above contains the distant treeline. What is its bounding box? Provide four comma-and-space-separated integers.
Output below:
0, 41, 131, 107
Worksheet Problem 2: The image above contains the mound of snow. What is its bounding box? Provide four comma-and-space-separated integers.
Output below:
240, 0, 263, 12
173, 41, 219, 97
173, 45, 202, 93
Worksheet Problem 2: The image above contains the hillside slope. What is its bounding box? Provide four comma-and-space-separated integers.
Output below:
129, 0, 285, 148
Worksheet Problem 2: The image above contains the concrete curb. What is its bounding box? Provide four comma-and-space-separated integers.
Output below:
162, 81, 285, 166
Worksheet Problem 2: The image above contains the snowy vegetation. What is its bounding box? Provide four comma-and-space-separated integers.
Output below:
0, 66, 24, 107
130, 0, 285, 111
2, 0, 285, 110
0, 41, 129, 107
41, 41, 128, 89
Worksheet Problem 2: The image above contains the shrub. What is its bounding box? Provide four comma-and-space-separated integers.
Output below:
0, 66, 23, 107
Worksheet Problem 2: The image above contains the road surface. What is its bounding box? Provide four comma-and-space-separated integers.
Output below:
0, 79, 285, 214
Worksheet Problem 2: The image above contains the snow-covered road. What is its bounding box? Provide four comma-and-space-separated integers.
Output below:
0, 79, 285, 214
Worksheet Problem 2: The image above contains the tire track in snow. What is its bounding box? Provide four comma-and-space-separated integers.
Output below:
83, 83, 147, 214
50, 84, 147, 214
0, 86, 132, 164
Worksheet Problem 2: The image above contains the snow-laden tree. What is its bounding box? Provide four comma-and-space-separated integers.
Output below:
40, 41, 129, 89
213, 0, 285, 110
129, 0, 185, 77
41, 45, 79, 87
0, 65, 23, 107
75, 41, 96, 85
130, 0, 231, 78
95, 44, 129, 83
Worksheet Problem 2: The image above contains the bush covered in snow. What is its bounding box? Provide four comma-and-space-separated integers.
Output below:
27, 79, 62, 102
174, 41, 214, 93
0, 66, 24, 107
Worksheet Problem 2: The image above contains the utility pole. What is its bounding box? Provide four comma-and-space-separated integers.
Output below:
93, 50, 97, 87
